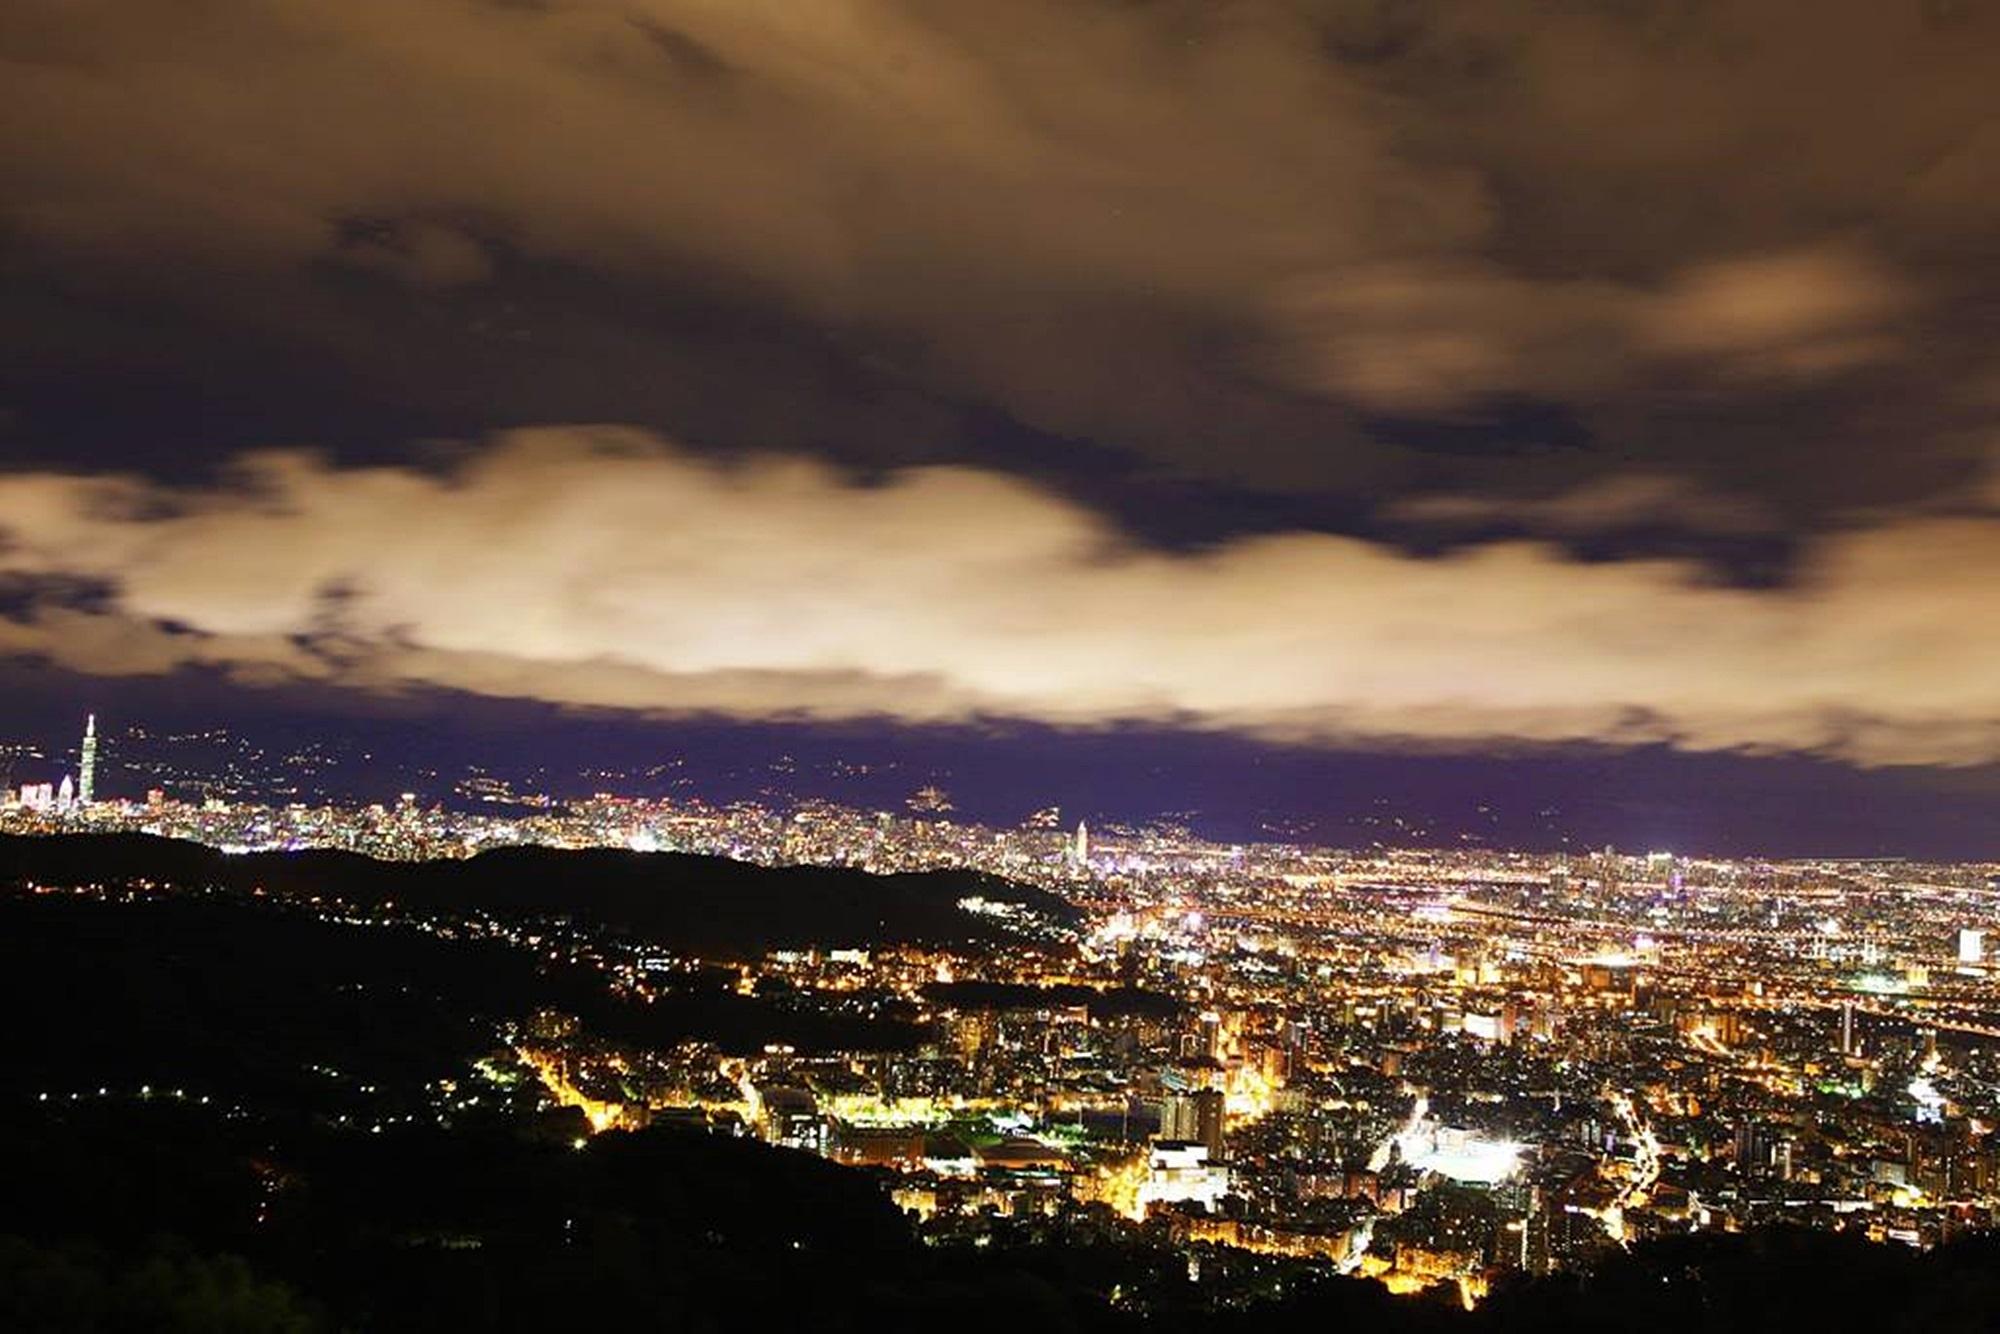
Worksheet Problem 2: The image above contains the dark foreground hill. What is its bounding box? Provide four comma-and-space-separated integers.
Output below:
0, 832, 1074, 954
3, 1094, 1998, 1334
0, 886, 927, 1092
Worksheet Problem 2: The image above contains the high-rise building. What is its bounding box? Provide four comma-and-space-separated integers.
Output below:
56, 774, 74, 810
1198, 1009, 1222, 1061
1192, 1088, 1225, 1159
1839, 1000, 1856, 1056
1072, 820, 1089, 867
1159, 1088, 1226, 1160
1733, 1120, 1769, 1176
78, 713, 97, 806
1282, 1016, 1312, 1077
1956, 927, 1985, 966
1160, 1089, 1199, 1142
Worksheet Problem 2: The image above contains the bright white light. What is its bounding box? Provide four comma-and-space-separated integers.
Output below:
1396, 1124, 1523, 1184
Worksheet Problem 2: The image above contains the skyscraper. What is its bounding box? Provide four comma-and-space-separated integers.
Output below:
1192, 1088, 1226, 1160
1073, 820, 1089, 867
1159, 1088, 1226, 1160
1198, 1009, 1222, 1061
78, 713, 97, 806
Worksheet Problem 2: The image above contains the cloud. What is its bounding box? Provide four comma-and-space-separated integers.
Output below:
1263, 245, 1913, 413
0, 428, 1992, 766
1259, 262, 1634, 412
1636, 247, 1910, 377
1387, 474, 1779, 539
6, 0, 1997, 519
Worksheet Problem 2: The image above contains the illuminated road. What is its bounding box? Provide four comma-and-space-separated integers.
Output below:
1597, 1088, 1661, 1245
515, 1045, 625, 1133
1344, 1092, 1430, 1275
1368, 1092, 1429, 1175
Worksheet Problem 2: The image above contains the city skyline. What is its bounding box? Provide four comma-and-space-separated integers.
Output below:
2, 705, 1994, 859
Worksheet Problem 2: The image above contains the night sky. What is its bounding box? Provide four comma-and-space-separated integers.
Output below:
1, 1, 1995, 855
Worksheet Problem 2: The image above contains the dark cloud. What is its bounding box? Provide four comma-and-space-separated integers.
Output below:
2, 0, 1995, 531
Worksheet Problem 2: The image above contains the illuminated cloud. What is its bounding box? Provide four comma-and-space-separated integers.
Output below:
0, 430, 1993, 766
1264, 245, 1911, 412
1387, 475, 1779, 539
1636, 247, 1911, 378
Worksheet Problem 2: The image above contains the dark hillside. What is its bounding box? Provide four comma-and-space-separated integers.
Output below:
0, 832, 1074, 954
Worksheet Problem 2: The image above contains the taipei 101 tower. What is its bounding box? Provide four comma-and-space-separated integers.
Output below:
78, 713, 97, 806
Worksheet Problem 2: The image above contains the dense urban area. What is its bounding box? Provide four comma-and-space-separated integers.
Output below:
3, 716, 1998, 1326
